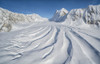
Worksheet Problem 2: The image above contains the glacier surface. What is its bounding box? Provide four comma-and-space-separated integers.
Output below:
0, 5, 100, 64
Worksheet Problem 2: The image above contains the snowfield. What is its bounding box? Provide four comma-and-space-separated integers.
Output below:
0, 5, 100, 64
0, 22, 100, 64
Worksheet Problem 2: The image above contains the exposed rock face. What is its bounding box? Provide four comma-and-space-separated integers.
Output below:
0, 23, 12, 32
84, 5, 100, 25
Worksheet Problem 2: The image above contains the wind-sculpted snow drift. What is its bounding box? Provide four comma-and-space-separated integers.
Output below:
0, 5, 100, 64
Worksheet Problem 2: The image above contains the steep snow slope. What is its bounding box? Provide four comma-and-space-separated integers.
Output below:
0, 22, 100, 64
0, 7, 48, 32
51, 5, 100, 26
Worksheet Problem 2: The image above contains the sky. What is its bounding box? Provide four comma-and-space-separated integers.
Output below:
0, 0, 100, 18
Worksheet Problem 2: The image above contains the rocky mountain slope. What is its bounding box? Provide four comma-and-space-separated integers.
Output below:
50, 5, 100, 26
0, 8, 48, 32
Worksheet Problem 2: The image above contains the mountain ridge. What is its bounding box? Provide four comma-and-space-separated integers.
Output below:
0, 7, 48, 32
0, 4, 100, 32
50, 4, 100, 26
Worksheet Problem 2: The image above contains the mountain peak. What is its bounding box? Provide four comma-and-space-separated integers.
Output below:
61, 8, 68, 12
50, 8, 68, 22
55, 8, 68, 14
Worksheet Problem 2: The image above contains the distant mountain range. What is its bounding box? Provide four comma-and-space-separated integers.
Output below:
0, 4, 100, 32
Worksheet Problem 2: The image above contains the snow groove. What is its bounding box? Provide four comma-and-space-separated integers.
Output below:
63, 32, 73, 64
0, 22, 100, 64
77, 30, 100, 42
69, 30, 100, 64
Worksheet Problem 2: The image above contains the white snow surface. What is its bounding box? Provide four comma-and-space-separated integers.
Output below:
0, 22, 100, 64
0, 5, 100, 64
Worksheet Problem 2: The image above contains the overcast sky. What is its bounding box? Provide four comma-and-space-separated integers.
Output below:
0, 0, 100, 18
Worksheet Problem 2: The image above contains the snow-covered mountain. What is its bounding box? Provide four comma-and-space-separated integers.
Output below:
1, 5, 100, 32
0, 7, 48, 32
50, 8, 68, 22
50, 5, 100, 26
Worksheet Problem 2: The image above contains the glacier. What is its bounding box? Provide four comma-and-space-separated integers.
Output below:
0, 5, 100, 64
